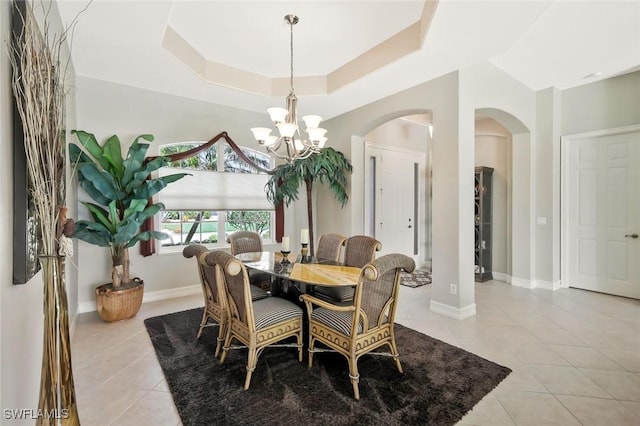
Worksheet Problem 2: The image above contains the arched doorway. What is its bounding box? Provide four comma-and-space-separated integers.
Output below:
362, 113, 432, 267
475, 108, 532, 287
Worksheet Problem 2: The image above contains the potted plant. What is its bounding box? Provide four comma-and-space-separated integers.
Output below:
70, 130, 189, 321
265, 147, 353, 255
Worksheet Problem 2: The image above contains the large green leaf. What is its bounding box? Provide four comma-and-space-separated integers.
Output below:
127, 230, 170, 248
132, 173, 190, 200
83, 202, 113, 232
71, 130, 111, 170
112, 215, 146, 245
68, 143, 93, 166
78, 163, 123, 203
123, 156, 168, 193
73, 221, 112, 247
122, 198, 148, 221
122, 140, 151, 187
102, 135, 124, 178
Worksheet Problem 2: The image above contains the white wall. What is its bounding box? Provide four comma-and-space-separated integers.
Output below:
534, 87, 561, 287
561, 71, 640, 136
1, 0, 78, 420
73, 76, 283, 309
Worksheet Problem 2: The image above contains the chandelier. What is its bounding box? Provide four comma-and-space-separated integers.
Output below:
250, 14, 327, 163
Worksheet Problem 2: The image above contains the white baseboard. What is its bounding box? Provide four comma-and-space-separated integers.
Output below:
429, 300, 476, 320
78, 284, 201, 314
142, 285, 200, 303
511, 277, 534, 289
534, 279, 562, 291
492, 271, 508, 282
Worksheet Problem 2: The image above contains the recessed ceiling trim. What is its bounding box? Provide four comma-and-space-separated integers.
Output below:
162, 1, 437, 98
328, 0, 437, 92
328, 21, 423, 93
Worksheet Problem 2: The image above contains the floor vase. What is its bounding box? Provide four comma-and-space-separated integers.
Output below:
37, 256, 79, 426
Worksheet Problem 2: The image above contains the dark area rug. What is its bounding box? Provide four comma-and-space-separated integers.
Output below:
144, 308, 511, 426
401, 269, 432, 288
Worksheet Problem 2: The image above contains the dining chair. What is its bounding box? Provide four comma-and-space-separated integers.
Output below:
216, 251, 303, 390
183, 245, 268, 357
227, 231, 272, 291
300, 253, 415, 400
315, 233, 347, 262
314, 235, 382, 303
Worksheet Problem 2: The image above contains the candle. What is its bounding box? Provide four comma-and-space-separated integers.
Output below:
281, 236, 290, 252
300, 229, 309, 244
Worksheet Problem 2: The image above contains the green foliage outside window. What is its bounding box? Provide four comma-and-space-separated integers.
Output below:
226, 211, 271, 236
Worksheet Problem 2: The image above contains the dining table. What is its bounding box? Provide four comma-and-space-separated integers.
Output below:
234, 251, 361, 297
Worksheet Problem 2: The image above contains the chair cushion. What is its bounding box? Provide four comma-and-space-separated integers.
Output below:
311, 308, 362, 336
250, 286, 269, 301
253, 297, 302, 330
314, 286, 355, 303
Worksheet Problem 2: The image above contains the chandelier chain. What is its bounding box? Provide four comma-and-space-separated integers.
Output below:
289, 19, 294, 93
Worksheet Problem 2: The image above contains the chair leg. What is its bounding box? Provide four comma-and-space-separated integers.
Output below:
214, 320, 226, 358
196, 310, 208, 340
348, 356, 360, 400
389, 339, 403, 373
307, 336, 316, 368
244, 346, 258, 390
219, 328, 233, 364
297, 329, 303, 362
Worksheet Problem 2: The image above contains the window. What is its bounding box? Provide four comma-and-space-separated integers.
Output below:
157, 142, 274, 251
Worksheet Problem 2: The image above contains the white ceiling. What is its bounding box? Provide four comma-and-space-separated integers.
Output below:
56, 0, 640, 120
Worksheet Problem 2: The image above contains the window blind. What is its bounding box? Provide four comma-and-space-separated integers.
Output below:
157, 167, 273, 211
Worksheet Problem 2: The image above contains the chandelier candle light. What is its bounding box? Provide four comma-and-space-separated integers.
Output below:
251, 15, 327, 163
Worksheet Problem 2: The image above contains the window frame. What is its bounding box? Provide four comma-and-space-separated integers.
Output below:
156, 141, 275, 253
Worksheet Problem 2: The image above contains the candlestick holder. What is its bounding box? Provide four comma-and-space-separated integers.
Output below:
300, 243, 309, 263
280, 251, 291, 264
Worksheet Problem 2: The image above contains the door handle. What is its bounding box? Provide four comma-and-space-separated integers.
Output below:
625, 233, 638, 238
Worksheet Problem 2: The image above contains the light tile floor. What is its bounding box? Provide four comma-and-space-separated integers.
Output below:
71, 281, 640, 425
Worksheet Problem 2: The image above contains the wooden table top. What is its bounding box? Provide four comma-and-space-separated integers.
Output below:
289, 263, 361, 287
235, 251, 361, 287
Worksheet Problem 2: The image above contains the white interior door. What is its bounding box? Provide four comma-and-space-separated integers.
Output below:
378, 149, 419, 257
566, 132, 640, 299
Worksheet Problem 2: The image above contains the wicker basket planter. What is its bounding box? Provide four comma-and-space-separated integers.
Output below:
95, 279, 144, 322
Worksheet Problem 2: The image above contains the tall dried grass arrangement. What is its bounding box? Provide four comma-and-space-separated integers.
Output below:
7, 1, 84, 424
8, 1, 68, 256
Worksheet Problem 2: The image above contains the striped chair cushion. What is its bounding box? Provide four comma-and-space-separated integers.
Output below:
313, 286, 355, 303
250, 286, 269, 301
311, 308, 362, 336
253, 297, 302, 330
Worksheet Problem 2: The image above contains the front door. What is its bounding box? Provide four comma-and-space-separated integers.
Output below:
378, 149, 417, 256
566, 131, 640, 299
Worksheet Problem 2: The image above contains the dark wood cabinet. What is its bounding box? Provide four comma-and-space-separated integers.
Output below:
475, 167, 493, 282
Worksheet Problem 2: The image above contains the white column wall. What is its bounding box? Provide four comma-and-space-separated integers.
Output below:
459, 64, 536, 290
534, 88, 562, 288
323, 72, 467, 317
